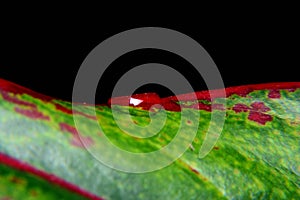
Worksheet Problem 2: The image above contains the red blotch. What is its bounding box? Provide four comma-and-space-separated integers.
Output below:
268, 89, 281, 98
250, 102, 270, 112
248, 111, 273, 125
213, 146, 220, 150
232, 103, 249, 113
189, 166, 200, 175
59, 123, 94, 148
0, 91, 36, 108
15, 107, 49, 120
232, 102, 273, 125
60, 123, 77, 135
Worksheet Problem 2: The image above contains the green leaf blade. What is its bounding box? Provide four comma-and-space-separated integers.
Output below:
0, 79, 299, 199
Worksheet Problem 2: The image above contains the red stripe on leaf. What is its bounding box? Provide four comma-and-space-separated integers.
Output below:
0, 91, 36, 108
0, 153, 104, 200
59, 123, 94, 148
15, 107, 50, 120
0, 79, 53, 101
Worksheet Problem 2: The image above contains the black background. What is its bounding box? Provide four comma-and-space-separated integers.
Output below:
0, 10, 298, 104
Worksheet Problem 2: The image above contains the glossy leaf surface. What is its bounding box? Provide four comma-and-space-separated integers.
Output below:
0, 79, 299, 199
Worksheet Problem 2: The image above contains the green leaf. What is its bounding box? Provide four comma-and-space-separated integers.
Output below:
0, 79, 299, 199
0, 153, 101, 199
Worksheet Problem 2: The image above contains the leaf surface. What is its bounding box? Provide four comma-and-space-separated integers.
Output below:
0, 79, 299, 199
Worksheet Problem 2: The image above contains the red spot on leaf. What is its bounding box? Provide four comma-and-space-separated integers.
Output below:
189, 166, 200, 175
250, 102, 270, 112
15, 107, 50, 120
248, 111, 273, 125
213, 146, 220, 150
186, 120, 192, 125
232, 102, 270, 114
232, 102, 273, 125
268, 89, 281, 98
232, 104, 250, 113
